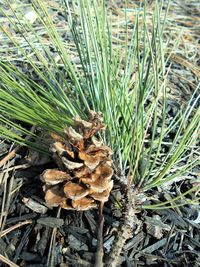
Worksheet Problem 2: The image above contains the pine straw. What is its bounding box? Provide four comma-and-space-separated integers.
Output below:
108, 0, 200, 105
0, 0, 199, 103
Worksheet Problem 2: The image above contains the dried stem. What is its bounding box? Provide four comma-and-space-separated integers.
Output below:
94, 201, 105, 267
0, 220, 32, 237
0, 147, 19, 168
0, 254, 20, 267
47, 207, 61, 267
106, 189, 140, 267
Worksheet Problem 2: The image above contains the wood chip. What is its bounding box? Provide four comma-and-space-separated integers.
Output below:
22, 198, 48, 214
37, 217, 64, 228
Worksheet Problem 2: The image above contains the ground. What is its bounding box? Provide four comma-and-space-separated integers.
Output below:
0, 1, 199, 266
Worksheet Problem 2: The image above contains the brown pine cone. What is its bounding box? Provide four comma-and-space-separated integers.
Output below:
40, 111, 113, 211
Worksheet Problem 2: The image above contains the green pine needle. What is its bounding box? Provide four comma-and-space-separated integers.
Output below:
0, 0, 199, 194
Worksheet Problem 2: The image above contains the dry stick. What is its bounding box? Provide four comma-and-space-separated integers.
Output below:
0, 254, 20, 267
0, 147, 20, 168
94, 201, 105, 267
47, 207, 61, 267
1, 163, 31, 173
106, 189, 140, 267
0, 220, 32, 237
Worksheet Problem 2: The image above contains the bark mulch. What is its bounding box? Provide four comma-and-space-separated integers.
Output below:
0, 0, 200, 266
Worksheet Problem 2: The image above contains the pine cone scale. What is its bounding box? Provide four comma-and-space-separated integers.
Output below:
41, 112, 114, 211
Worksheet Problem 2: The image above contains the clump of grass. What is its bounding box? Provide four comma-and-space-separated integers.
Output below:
0, 0, 199, 265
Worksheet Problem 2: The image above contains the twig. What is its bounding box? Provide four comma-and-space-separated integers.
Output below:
94, 201, 105, 267
0, 220, 32, 237
1, 163, 31, 173
0, 254, 20, 267
47, 207, 61, 267
106, 189, 140, 267
0, 147, 20, 168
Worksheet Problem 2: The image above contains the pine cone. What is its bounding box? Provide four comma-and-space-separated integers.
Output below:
41, 112, 113, 211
